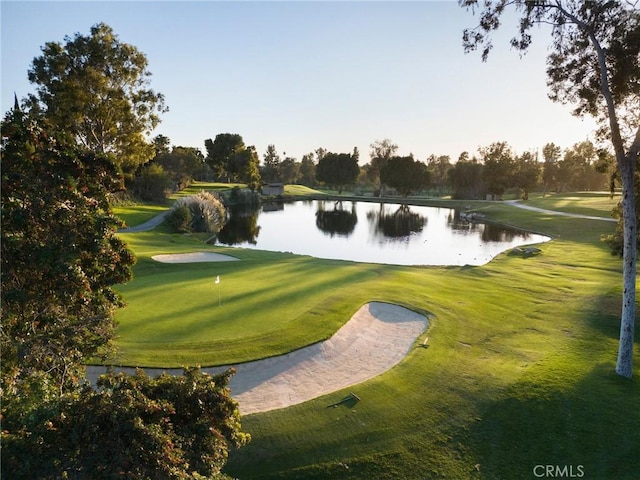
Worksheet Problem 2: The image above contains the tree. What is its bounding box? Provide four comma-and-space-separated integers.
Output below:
155, 145, 208, 188
449, 158, 485, 199
152, 134, 171, 156
25, 23, 167, 178
426, 154, 453, 195
603, 169, 640, 258
131, 163, 173, 201
479, 141, 515, 198
315, 151, 360, 193
369, 139, 399, 195
561, 140, 606, 191
299, 152, 317, 186
1, 107, 135, 394
233, 145, 262, 190
280, 156, 301, 184
461, 0, 640, 378
352, 146, 360, 164
1, 108, 249, 478
380, 156, 431, 197
542, 142, 562, 195
2, 368, 249, 479
315, 147, 328, 163
513, 150, 541, 200
204, 133, 245, 182
262, 144, 282, 182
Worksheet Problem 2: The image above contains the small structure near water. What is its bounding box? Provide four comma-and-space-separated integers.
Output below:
262, 182, 284, 196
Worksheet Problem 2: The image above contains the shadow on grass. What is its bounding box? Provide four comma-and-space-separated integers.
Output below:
583, 291, 626, 340
326, 392, 361, 409
466, 362, 640, 479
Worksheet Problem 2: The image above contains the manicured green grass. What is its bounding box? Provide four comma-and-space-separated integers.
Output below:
169, 181, 242, 199
523, 191, 619, 218
108, 193, 639, 479
112, 244, 381, 366
113, 204, 169, 228
283, 184, 326, 197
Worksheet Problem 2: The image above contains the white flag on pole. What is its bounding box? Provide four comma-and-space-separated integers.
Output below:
215, 275, 220, 284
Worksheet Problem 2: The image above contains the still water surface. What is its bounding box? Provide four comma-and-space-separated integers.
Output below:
216, 200, 549, 266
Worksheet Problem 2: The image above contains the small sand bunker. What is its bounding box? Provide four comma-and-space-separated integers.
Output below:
152, 252, 239, 263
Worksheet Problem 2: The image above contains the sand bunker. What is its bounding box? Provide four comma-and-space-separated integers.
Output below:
222, 302, 428, 414
152, 252, 239, 263
86, 302, 428, 415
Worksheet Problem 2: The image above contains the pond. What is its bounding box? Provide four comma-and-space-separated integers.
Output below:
215, 200, 549, 266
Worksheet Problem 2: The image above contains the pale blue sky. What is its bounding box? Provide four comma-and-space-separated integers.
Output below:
1, 1, 596, 163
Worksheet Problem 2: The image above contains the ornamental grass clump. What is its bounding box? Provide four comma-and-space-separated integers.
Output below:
167, 191, 226, 233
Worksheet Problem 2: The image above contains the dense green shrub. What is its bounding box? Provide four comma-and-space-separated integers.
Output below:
166, 203, 192, 233
2, 368, 248, 480
228, 186, 261, 206
131, 164, 173, 202
167, 191, 226, 233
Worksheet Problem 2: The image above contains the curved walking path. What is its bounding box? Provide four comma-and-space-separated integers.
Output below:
505, 200, 616, 222
86, 302, 428, 415
118, 210, 170, 233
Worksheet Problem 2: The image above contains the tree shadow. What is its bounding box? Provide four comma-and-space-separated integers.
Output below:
464, 362, 640, 479
583, 292, 627, 340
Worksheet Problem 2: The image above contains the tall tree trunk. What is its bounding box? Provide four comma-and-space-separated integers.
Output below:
615, 155, 637, 378
580, 24, 637, 379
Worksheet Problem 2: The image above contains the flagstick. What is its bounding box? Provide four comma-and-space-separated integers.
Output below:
215, 275, 221, 307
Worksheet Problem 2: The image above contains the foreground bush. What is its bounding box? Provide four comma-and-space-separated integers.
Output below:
2, 368, 249, 480
167, 191, 227, 233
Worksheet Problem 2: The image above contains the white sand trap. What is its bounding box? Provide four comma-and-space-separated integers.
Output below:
223, 302, 429, 414
152, 252, 239, 263
85, 302, 428, 415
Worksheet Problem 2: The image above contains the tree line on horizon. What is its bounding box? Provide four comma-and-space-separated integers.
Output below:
137, 132, 614, 203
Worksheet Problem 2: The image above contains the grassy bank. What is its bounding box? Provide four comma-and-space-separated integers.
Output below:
109, 192, 639, 479
523, 191, 619, 218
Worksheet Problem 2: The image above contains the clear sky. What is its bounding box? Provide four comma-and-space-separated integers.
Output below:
1, 0, 597, 163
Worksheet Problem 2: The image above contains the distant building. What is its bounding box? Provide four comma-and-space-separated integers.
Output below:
262, 183, 284, 196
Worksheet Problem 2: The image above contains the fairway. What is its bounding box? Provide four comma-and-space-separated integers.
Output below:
106, 194, 640, 480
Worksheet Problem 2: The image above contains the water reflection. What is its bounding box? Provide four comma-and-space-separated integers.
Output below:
213, 200, 549, 266
367, 203, 427, 239
447, 210, 520, 243
216, 205, 261, 245
315, 201, 358, 237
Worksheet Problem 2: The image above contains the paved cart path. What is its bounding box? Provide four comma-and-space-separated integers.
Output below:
506, 200, 616, 222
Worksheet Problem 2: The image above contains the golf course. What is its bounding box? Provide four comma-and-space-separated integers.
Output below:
109, 186, 639, 479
